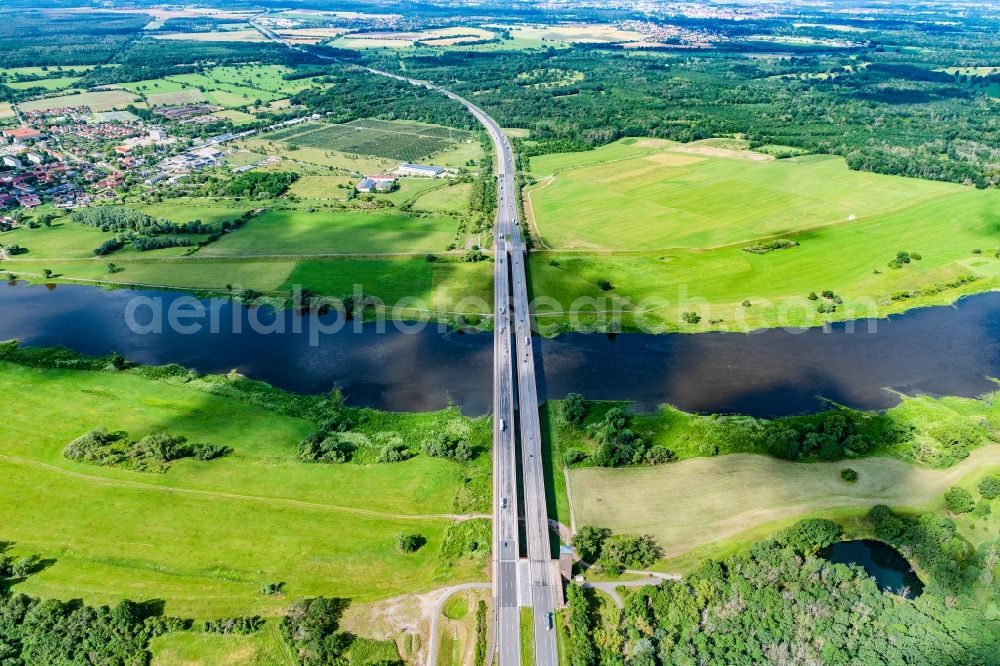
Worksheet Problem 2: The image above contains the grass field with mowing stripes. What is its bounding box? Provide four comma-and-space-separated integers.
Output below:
527, 139, 984, 251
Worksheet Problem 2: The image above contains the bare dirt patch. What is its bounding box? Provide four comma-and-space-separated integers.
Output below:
644, 152, 706, 167
671, 145, 774, 161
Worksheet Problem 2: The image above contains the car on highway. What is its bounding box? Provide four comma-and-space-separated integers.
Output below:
546, 612, 554, 630
501, 497, 508, 508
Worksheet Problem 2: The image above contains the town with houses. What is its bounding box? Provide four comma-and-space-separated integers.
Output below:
0, 101, 454, 231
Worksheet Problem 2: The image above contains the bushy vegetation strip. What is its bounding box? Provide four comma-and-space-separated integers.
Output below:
555, 391, 1000, 470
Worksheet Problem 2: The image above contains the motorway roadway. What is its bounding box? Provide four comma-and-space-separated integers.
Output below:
449, 92, 559, 666
246, 24, 557, 663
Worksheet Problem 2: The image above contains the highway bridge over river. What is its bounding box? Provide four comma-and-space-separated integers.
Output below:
251, 20, 562, 664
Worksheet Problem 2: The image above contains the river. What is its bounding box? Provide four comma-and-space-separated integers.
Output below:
1, 281, 998, 416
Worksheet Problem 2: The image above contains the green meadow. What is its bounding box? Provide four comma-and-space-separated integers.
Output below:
523, 138, 1000, 332
526, 139, 987, 251
544, 390, 1000, 569
200, 208, 460, 256
0, 354, 492, 620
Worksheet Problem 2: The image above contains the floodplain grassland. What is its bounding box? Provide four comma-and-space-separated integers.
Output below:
544, 390, 1000, 570
524, 138, 1000, 332
2, 195, 492, 318
570, 447, 1000, 564
0, 354, 493, 620
199, 208, 461, 256
279, 258, 494, 314
527, 138, 980, 250
0, 199, 256, 260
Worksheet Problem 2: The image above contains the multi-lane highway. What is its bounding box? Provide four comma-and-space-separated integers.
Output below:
246, 24, 558, 662
447, 92, 559, 666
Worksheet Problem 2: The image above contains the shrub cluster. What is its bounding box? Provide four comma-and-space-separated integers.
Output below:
742, 238, 799, 254
202, 616, 265, 635
64, 429, 231, 472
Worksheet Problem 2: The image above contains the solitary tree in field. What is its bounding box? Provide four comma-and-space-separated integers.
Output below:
395, 533, 424, 553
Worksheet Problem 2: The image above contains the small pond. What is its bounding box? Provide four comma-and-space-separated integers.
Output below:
819, 539, 923, 597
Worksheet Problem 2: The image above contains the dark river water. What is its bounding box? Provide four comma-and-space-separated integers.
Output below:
1, 281, 999, 415
819, 540, 923, 597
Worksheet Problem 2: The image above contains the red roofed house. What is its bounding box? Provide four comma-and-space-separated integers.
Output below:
2, 127, 43, 143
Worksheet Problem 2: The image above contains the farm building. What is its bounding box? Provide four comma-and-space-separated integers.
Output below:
398, 163, 446, 178
2, 127, 43, 143
357, 175, 398, 193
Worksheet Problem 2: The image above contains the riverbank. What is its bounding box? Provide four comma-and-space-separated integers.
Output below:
0, 343, 492, 620
5, 281, 1000, 417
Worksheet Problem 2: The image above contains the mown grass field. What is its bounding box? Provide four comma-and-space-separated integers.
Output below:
413, 182, 473, 214
527, 138, 985, 251
527, 192, 1000, 332
149, 629, 289, 666
0, 360, 491, 619
524, 141, 1000, 331
200, 208, 460, 256
18, 89, 139, 112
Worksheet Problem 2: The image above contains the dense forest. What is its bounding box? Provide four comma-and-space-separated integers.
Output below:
565, 516, 1000, 665
370, 47, 999, 187
0, 10, 151, 67
291, 65, 479, 130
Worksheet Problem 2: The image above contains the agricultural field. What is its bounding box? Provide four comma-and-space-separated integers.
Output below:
527, 137, 974, 250
412, 182, 473, 214
329, 26, 496, 50
0, 356, 492, 620
153, 29, 266, 42
525, 138, 1000, 331
266, 118, 475, 163
7, 76, 80, 91
18, 89, 139, 113
244, 138, 395, 174
200, 208, 461, 256
506, 24, 646, 44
